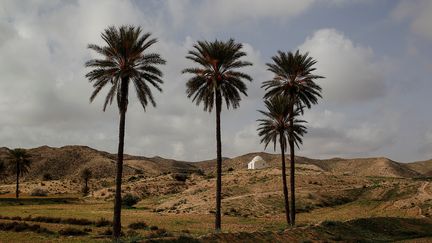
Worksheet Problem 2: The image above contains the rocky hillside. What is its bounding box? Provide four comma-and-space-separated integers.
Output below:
196, 152, 425, 178
0, 146, 430, 181
0, 145, 199, 181
406, 159, 432, 176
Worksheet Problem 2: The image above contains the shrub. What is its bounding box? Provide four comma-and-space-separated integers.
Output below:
194, 169, 205, 176
122, 193, 140, 207
172, 173, 189, 182
58, 227, 88, 236
0, 222, 54, 235
128, 176, 138, 182
227, 167, 234, 172
30, 188, 48, 197
147, 228, 171, 238
95, 217, 111, 227
176, 236, 201, 243
32, 216, 60, 223
42, 173, 53, 181
128, 221, 148, 230
322, 220, 339, 227
62, 218, 92, 226
149, 225, 158, 231
204, 173, 215, 180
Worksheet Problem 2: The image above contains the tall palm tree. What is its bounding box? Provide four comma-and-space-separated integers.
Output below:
8, 149, 31, 199
85, 25, 165, 239
262, 50, 322, 225
257, 96, 307, 226
182, 39, 252, 231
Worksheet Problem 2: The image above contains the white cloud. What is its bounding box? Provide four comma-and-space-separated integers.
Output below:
0, 0, 428, 163
298, 29, 389, 103
300, 109, 398, 158
392, 0, 432, 40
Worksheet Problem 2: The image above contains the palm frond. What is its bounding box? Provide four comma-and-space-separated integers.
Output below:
257, 96, 308, 151
182, 39, 252, 112
85, 25, 166, 112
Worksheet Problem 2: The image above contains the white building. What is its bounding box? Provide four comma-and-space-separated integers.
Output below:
248, 156, 268, 170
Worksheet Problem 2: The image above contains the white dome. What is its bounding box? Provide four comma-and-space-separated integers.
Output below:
251, 156, 265, 163
248, 155, 268, 170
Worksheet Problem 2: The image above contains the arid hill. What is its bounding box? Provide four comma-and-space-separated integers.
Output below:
0, 145, 199, 181
0, 146, 430, 181
196, 152, 426, 178
406, 159, 432, 176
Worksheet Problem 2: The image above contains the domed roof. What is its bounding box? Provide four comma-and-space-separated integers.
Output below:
251, 155, 265, 163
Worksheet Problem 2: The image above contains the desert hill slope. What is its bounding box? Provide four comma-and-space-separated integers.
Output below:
195, 152, 424, 178
0, 146, 430, 180
406, 159, 432, 176
0, 145, 199, 180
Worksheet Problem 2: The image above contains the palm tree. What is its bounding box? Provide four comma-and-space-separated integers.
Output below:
257, 96, 307, 226
8, 149, 32, 199
81, 168, 92, 196
262, 50, 322, 225
182, 39, 252, 231
0, 160, 7, 183
85, 25, 166, 239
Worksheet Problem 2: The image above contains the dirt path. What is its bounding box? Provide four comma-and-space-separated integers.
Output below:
418, 182, 431, 200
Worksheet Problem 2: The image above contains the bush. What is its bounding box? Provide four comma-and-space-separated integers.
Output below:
0, 222, 54, 235
42, 173, 53, 181
128, 221, 148, 230
204, 173, 215, 180
172, 173, 189, 182
194, 169, 205, 176
322, 220, 339, 227
149, 225, 158, 231
62, 218, 92, 226
147, 228, 171, 238
58, 227, 88, 236
122, 193, 140, 207
32, 216, 61, 224
30, 188, 48, 197
95, 217, 111, 227
227, 167, 234, 172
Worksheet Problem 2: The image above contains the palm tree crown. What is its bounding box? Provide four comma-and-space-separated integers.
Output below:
257, 96, 307, 151
262, 50, 323, 110
182, 39, 252, 111
8, 149, 31, 176
85, 25, 166, 112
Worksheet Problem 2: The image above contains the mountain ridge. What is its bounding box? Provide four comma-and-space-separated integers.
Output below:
0, 145, 430, 180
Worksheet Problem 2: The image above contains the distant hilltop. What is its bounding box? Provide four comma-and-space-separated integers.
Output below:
0, 145, 431, 181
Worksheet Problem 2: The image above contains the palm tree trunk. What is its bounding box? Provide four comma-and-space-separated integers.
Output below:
280, 133, 291, 226
289, 103, 296, 225
113, 108, 126, 240
15, 162, 19, 199
215, 91, 222, 231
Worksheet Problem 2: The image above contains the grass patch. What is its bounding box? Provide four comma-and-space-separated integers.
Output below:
128, 221, 148, 230
58, 227, 88, 236
0, 197, 79, 206
0, 215, 112, 227
0, 221, 54, 235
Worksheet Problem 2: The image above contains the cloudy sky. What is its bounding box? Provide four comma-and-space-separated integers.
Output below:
0, 0, 431, 162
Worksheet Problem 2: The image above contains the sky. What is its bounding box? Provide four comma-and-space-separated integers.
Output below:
0, 0, 431, 162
